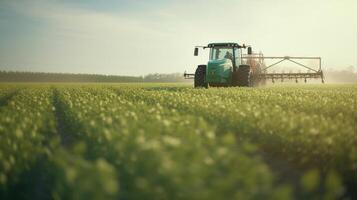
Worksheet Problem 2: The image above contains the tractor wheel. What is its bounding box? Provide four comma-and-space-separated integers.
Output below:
232, 71, 240, 86
194, 65, 208, 88
237, 65, 251, 87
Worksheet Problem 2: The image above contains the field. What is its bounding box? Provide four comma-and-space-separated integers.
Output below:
0, 83, 356, 199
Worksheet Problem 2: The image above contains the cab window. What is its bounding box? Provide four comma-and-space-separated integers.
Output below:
210, 48, 234, 61
234, 48, 241, 65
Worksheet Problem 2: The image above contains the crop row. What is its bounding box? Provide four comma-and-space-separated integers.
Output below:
112, 85, 356, 198
54, 86, 291, 199
0, 87, 119, 199
0, 88, 56, 186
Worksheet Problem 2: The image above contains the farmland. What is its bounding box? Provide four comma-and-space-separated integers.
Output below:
0, 83, 356, 199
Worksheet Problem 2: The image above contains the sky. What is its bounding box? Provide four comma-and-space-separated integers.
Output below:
0, 0, 356, 76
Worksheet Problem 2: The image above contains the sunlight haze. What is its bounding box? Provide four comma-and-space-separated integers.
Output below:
0, 0, 356, 75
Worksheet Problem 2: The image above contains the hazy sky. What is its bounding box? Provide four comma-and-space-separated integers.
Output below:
0, 0, 356, 75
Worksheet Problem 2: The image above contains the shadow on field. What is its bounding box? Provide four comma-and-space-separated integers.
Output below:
52, 88, 76, 147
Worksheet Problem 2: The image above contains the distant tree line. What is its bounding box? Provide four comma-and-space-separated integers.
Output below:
2, 69, 354, 83
0, 71, 143, 82
143, 73, 190, 83
0, 71, 190, 83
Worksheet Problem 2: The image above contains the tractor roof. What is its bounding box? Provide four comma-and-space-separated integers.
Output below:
207, 42, 240, 48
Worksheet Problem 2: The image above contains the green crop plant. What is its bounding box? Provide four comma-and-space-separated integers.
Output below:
0, 83, 356, 199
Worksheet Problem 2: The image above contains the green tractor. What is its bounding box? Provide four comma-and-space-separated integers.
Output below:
184, 42, 324, 87
184, 42, 264, 88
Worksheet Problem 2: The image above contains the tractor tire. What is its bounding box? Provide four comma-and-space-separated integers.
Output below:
237, 65, 251, 87
194, 65, 208, 88
232, 71, 240, 86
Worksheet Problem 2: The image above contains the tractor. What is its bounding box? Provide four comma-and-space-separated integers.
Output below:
184, 42, 324, 87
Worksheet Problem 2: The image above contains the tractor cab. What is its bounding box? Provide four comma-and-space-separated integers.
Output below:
208, 43, 244, 71
195, 43, 252, 70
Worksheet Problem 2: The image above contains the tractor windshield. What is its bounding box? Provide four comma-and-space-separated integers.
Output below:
210, 47, 241, 66
210, 48, 234, 61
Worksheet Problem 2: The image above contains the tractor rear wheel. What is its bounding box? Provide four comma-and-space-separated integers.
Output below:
237, 65, 251, 87
194, 65, 208, 88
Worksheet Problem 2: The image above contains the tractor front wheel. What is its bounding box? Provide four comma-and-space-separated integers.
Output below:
194, 65, 208, 88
